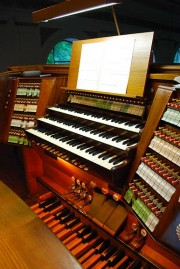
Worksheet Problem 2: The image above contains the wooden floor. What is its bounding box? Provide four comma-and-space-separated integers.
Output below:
0, 143, 28, 199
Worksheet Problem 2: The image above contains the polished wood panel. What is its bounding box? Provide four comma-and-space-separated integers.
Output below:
3, 64, 70, 76
128, 85, 174, 181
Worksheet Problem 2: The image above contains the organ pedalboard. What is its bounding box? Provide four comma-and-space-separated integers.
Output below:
29, 179, 152, 269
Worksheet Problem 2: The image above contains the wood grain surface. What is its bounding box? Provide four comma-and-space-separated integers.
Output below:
0, 180, 82, 269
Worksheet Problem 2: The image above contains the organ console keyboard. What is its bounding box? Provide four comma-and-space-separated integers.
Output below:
23, 83, 179, 268
0, 33, 180, 269
26, 90, 147, 189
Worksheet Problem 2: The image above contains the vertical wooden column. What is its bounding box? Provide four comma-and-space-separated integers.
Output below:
22, 147, 44, 195
128, 86, 173, 182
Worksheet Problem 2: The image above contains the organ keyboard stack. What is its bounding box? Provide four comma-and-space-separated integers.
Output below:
26, 90, 147, 189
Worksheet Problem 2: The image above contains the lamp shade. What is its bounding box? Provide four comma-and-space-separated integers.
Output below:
32, 0, 122, 23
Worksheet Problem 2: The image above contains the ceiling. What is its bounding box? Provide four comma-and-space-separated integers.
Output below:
0, 0, 179, 34
0, 0, 63, 10
0, 0, 179, 14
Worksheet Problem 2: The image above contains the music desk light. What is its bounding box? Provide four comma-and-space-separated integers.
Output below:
32, 0, 122, 23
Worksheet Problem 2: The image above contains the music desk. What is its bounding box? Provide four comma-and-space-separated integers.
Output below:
0, 180, 82, 269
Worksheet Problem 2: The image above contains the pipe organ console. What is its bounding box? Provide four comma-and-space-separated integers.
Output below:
0, 34, 180, 268
24, 85, 179, 269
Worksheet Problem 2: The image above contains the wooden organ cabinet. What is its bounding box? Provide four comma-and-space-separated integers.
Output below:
0, 69, 68, 144
0, 34, 180, 268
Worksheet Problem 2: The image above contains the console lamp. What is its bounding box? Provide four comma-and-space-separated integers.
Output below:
32, 0, 122, 23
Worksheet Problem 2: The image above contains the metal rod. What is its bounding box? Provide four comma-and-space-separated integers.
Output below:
111, 6, 120, 35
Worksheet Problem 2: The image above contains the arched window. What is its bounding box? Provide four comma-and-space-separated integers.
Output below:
46, 38, 77, 64
152, 50, 156, 63
174, 48, 180, 63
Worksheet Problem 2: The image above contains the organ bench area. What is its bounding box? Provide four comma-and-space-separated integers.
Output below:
0, 35, 180, 268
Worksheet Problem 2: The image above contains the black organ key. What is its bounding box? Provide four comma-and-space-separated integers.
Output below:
90, 129, 100, 135
113, 136, 126, 142
72, 236, 101, 260
77, 225, 91, 238
127, 258, 142, 269
85, 146, 96, 153
99, 132, 111, 139
57, 220, 83, 240
43, 200, 61, 212
39, 195, 57, 208
91, 246, 119, 269
60, 212, 75, 224
66, 217, 80, 228
124, 120, 134, 126
55, 207, 70, 220
88, 148, 100, 155
78, 238, 103, 264
105, 133, 117, 139
108, 155, 124, 164
82, 230, 97, 243
117, 257, 133, 269
61, 137, 73, 142
100, 152, 114, 160
60, 223, 85, 243
51, 212, 76, 234
112, 118, 126, 124
111, 135, 121, 141
122, 139, 131, 145
95, 239, 110, 254
67, 139, 80, 146
56, 135, 68, 140
101, 244, 118, 260
98, 132, 107, 137
91, 149, 103, 156
107, 249, 125, 267
79, 126, 87, 131
135, 123, 144, 128
76, 143, 88, 150
49, 132, 60, 138
66, 232, 94, 251
125, 140, 137, 146
98, 151, 108, 158
82, 240, 110, 268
